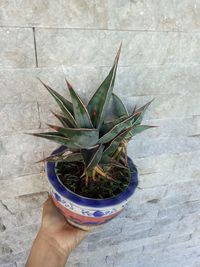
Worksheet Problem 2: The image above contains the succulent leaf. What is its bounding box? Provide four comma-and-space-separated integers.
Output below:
51, 110, 73, 128
28, 132, 71, 146
134, 99, 154, 124
132, 125, 156, 135
125, 125, 157, 142
66, 79, 93, 128
81, 144, 105, 170
47, 124, 99, 148
100, 115, 128, 135
39, 79, 77, 127
102, 127, 133, 159
32, 47, 155, 179
87, 44, 121, 129
99, 112, 140, 144
112, 93, 129, 117
36, 150, 82, 163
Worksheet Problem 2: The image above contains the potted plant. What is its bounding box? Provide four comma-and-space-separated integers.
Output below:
30, 45, 154, 230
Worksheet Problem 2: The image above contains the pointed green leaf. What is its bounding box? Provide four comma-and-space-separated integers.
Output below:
47, 124, 99, 148
99, 112, 140, 144
51, 110, 73, 128
100, 115, 128, 135
36, 149, 69, 163
81, 144, 104, 170
112, 93, 129, 117
87, 44, 122, 129
102, 127, 133, 158
132, 125, 156, 135
134, 99, 154, 124
132, 105, 137, 115
66, 79, 93, 128
59, 152, 83, 162
125, 125, 157, 142
39, 79, 77, 127
28, 132, 70, 145
39, 151, 82, 163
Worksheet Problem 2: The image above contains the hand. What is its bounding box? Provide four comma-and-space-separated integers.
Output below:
39, 195, 89, 257
26, 195, 89, 267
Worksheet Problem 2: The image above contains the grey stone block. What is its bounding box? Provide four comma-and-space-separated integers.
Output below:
0, 250, 28, 266
108, 0, 200, 32
113, 65, 200, 97
36, 29, 200, 67
135, 151, 200, 188
139, 117, 200, 138
0, 102, 40, 136
0, 68, 50, 103
0, 173, 49, 199
0, 130, 58, 156
123, 94, 200, 121
0, 192, 48, 218
0, 263, 16, 267
128, 136, 200, 158
135, 150, 200, 175
0, 28, 35, 68
139, 170, 200, 190
3, 64, 200, 106
158, 200, 200, 219
0, 224, 39, 252
0, 0, 108, 29
0, 66, 102, 105
132, 185, 167, 204
0, 152, 44, 180
165, 180, 200, 201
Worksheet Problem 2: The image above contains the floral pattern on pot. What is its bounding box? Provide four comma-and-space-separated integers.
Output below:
47, 146, 138, 226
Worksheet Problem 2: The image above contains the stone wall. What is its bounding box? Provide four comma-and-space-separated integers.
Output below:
0, 1, 200, 266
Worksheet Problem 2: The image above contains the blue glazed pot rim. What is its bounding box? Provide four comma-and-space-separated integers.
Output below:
47, 146, 138, 208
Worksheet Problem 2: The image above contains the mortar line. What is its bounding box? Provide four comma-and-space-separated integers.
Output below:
1, 24, 200, 34
1, 63, 200, 71
32, 27, 38, 67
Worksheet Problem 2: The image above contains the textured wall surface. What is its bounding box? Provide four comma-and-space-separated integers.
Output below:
0, 1, 200, 266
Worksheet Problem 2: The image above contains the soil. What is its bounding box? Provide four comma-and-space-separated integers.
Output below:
55, 161, 131, 199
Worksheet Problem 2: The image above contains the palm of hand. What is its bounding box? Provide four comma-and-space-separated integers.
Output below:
40, 196, 88, 255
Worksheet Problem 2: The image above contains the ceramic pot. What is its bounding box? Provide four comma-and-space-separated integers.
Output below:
47, 146, 138, 230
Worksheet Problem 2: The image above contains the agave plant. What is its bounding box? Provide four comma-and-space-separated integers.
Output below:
31, 44, 154, 188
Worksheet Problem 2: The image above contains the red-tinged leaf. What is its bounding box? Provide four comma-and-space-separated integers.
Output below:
125, 125, 157, 142
27, 132, 70, 144
39, 79, 77, 127
47, 124, 99, 148
81, 144, 105, 170
87, 43, 122, 129
99, 112, 140, 144
51, 110, 74, 128
36, 148, 69, 163
134, 99, 154, 124
112, 93, 129, 117
37, 151, 82, 163
132, 125, 157, 135
100, 115, 128, 135
66, 79, 93, 128
102, 127, 133, 158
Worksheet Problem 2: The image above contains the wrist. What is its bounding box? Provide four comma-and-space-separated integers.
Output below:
26, 230, 69, 267
37, 228, 70, 261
